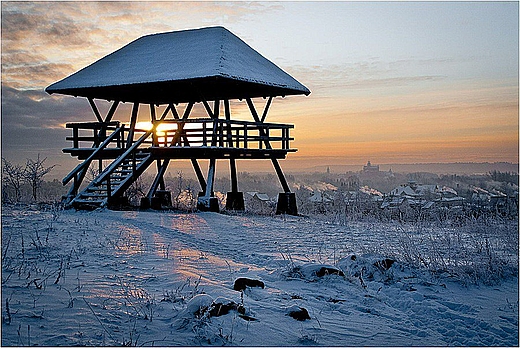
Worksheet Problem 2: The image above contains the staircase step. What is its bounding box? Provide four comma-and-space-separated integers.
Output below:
84, 189, 108, 195
73, 198, 105, 204
80, 193, 107, 198
110, 175, 130, 180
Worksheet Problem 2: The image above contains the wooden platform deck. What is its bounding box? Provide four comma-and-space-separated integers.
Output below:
63, 146, 295, 160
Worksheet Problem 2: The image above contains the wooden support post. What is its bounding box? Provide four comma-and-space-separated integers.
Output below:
88, 98, 103, 123
224, 99, 231, 120
224, 99, 233, 147
246, 98, 296, 214
211, 119, 218, 146
147, 159, 170, 200
104, 100, 120, 123
197, 158, 218, 212
246, 97, 291, 193
205, 158, 216, 198
156, 160, 165, 190
219, 122, 224, 147
150, 103, 156, 122
226, 158, 244, 211
261, 96, 273, 123
214, 100, 220, 119
230, 159, 238, 192
170, 103, 179, 119
169, 102, 193, 147
271, 158, 291, 193
126, 102, 139, 148
191, 159, 206, 192
202, 100, 214, 118
223, 99, 244, 211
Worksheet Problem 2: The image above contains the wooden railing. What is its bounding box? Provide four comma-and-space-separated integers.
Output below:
66, 121, 124, 149
65, 119, 294, 151
144, 119, 294, 150
62, 125, 124, 185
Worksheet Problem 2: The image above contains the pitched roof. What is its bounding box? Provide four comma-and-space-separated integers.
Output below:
46, 26, 310, 104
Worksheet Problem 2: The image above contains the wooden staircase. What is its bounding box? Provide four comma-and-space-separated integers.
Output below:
71, 151, 153, 209
64, 129, 155, 210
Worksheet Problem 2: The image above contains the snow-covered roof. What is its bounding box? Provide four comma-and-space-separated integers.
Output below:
46, 26, 310, 104
246, 192, 270, 201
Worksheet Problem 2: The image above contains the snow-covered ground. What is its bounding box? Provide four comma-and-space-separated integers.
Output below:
1, 205, 518, 346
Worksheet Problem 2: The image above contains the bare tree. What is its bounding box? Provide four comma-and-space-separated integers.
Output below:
23, 154, 56, 202
2, 157, 25, 202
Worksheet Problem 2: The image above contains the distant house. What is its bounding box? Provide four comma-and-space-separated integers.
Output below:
470, 186, 510, 214
382, 181, 463, 211
245, 192, 274, 214
308, 191, 333, 204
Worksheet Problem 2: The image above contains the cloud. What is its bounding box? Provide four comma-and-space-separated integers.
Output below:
1, 84, 92, 129
1, 6, 88, 45
1, 1, 283, 91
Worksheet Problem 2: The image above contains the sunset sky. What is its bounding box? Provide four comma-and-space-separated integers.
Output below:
1, 1, 518, 178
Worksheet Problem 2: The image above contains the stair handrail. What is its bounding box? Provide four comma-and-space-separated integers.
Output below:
62, 125, 124, 185
92, 129, 153, 186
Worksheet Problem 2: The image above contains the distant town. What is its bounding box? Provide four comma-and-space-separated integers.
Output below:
233, 161, 519, 221
2, 159, 518, 222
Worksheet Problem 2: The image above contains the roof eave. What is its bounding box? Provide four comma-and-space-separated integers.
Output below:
46, 76, 309, 104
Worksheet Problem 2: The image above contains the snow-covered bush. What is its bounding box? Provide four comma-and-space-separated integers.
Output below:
391, 219, 518, 285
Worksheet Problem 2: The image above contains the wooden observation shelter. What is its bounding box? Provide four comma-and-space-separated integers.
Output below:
46, 27, 310, 214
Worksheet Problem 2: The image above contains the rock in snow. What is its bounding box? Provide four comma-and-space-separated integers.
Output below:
208, 296, 245, 317
185, 294, 214, 317
299, 263, 345, 279
285, 305, 311, 321
233, 277, 265, 291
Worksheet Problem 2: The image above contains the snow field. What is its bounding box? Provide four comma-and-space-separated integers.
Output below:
1, 205, 518, 346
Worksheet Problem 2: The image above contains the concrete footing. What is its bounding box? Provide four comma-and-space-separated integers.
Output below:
226, 191, 245, 211
276, 192, 298, 216
107, 196, 130, 210
140, 190, 172, 210
197, 192, 220, 212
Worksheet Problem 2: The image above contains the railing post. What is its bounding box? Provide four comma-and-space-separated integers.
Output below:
226, 120, 233, 148
244, 124, 248, 149
99, 123, 107, 143
219, 121, 224, 147
73, 126, 79, 148
203, 122, 207, 146
211, 118, 218, 146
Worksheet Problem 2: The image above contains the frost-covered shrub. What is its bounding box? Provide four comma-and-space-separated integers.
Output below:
392, 219, 518, 285
338, 254, 401, 287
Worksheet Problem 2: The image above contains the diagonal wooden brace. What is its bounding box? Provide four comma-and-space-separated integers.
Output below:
246, 98, 291, 193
